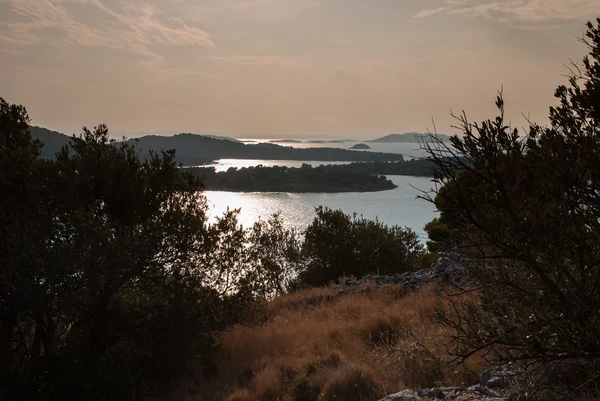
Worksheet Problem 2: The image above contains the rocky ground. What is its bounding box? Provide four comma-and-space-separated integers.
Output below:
334, 257, 474, 294
379, 366, 516, 401
332, 258, 518, 401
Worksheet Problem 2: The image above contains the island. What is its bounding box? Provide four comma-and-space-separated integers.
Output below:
368, 133, 450, 143
185, 159, 434, 193
350, 143, 371, 150
186, 164, 397, 192
29, 126, 407, 166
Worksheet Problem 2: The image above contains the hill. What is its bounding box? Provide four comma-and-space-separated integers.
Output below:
128, 134, 405, 165
29, 126, 72, 159
368, 133, 450, 143
27, 127, 406, 165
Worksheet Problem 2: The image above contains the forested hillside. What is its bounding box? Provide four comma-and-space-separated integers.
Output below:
27, 127, 407, 165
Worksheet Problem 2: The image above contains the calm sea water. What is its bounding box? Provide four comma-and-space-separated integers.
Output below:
204, 175, 438, 242
202, 142, 429, 172
206, 159, 352, 172
241, 140, 428, 158
202, 141, 438, 242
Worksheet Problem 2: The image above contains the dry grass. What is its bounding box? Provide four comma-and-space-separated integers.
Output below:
172, 284, 484, 401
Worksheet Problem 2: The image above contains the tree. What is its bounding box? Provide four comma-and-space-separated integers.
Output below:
297, 207, 424, 287
245, 214, 302, 297
421, 18, 600, 370
423, 217, 452, 254
0, 113, 294, 400
0, 97, 44, 381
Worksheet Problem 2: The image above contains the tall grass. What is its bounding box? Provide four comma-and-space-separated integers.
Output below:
172, 284, 484, 401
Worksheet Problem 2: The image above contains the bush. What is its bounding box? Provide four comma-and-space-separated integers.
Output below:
318, 364, 383, 401
359, 315, 405, 345
422, 18, 600, 370
0, 112, 296, 400
296, 207, 425, 287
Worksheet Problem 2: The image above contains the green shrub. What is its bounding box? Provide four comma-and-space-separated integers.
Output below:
297, 207, 425, 287
423, 17, 600, 375
0, 112, 290, 400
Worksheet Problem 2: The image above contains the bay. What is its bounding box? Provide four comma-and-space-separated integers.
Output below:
204, 175, 438, 242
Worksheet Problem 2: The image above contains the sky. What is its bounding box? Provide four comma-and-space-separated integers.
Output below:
0, 0, 598, 139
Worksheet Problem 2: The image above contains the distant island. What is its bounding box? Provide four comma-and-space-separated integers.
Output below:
326, 159, 434, 177
187, 164, 397, 193
185, 159, 434, 193
270, 139, 352, 144
368, 133, 450, 143
269, 139, 302, 143
350, 144, 371, 150
29, 127, 406, 166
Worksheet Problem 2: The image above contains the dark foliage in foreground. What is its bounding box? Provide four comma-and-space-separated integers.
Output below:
0, 104, 303, 400
422, 18, 600, 371
1, 97, 429, 400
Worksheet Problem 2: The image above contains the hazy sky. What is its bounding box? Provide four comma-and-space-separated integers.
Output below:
0, 0, 598, 138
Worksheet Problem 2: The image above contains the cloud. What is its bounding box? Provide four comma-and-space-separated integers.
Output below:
228, 0, 274, 13
413, 7, 449, 18
183, 0, 320, 24
0, 47, 22, 55
0, 0, 214, 70
210, 55, 308, 68
413, 0, 598, 27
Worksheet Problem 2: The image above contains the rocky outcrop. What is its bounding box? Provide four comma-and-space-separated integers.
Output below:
379, 385, 511, 400
335, 257, 472, 294
342, 260, 515, 401
378, 363, 518, 400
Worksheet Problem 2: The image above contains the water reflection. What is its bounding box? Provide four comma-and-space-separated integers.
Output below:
205, 159, 352, 172
204, 175, 438, 242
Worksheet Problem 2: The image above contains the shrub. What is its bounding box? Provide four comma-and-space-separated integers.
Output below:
359, 315, 405, 345
291, 369, 321, 401
0, 111, 296, 400
318, 364, 383, 401
226, 389, 255, 401
422, 18, 600, 372
297, 207, 425, 287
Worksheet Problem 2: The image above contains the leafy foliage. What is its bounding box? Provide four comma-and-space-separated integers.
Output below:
296, 207, 425, 287
423, 218, 452, 254
422, 18, 600, 367
0, 109, 298, 400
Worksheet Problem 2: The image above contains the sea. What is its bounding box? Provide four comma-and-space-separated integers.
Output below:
202, 140, 439, 242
